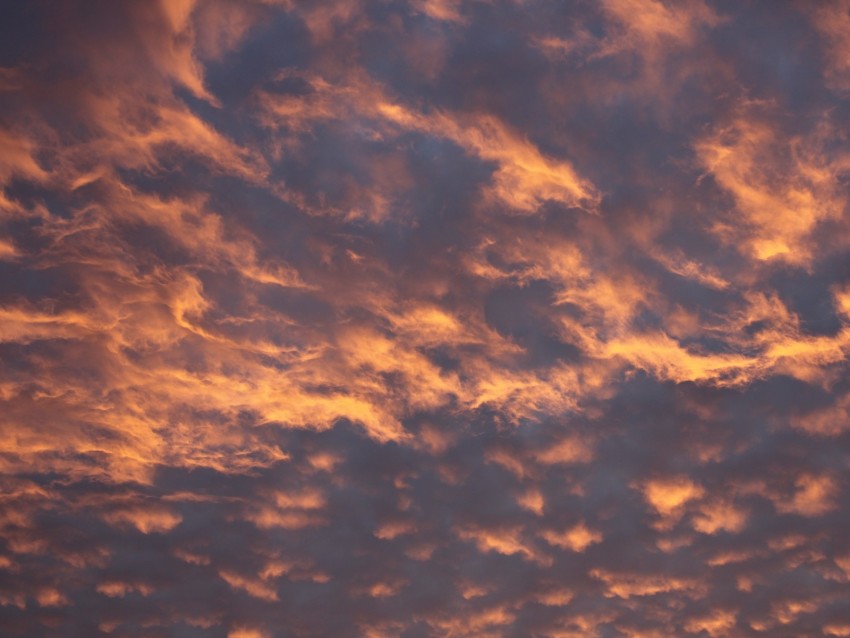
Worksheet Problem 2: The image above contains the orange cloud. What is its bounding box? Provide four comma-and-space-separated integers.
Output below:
777, 474, 838, 517
591, 569, 705, 599
692, 499, 748, 534
601, 0, 719, 47
540, 522, 603, 552
219, 570, 279, 602
809, 0, 850, 93
457, 526, 550, 565
642, 476, 704, 526
695, 114, 848, 265
683, 610, 737, 636
260, 73, 599, 216
103, 506, 183, 534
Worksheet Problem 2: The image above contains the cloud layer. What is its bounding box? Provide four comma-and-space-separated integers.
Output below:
2, 1, 850, 636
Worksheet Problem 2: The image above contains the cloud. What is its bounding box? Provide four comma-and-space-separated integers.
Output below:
695, 111, 849, 265
809, 0, 850, 93
540, 522, 602, 552
3, 1, 850, 636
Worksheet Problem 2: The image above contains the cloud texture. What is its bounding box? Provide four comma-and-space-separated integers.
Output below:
2, 0, 850, 635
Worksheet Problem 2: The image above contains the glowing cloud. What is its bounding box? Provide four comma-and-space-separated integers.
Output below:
3, 1, 850, 636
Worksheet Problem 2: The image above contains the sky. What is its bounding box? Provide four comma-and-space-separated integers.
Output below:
1, 0, 850, 636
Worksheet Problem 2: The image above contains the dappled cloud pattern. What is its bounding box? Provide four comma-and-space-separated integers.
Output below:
2, 0, 850, 636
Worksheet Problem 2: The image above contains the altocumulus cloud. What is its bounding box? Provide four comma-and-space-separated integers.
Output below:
2, 1, 850, 636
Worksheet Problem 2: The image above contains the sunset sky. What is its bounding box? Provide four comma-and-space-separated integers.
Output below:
2, 1, 850, 636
